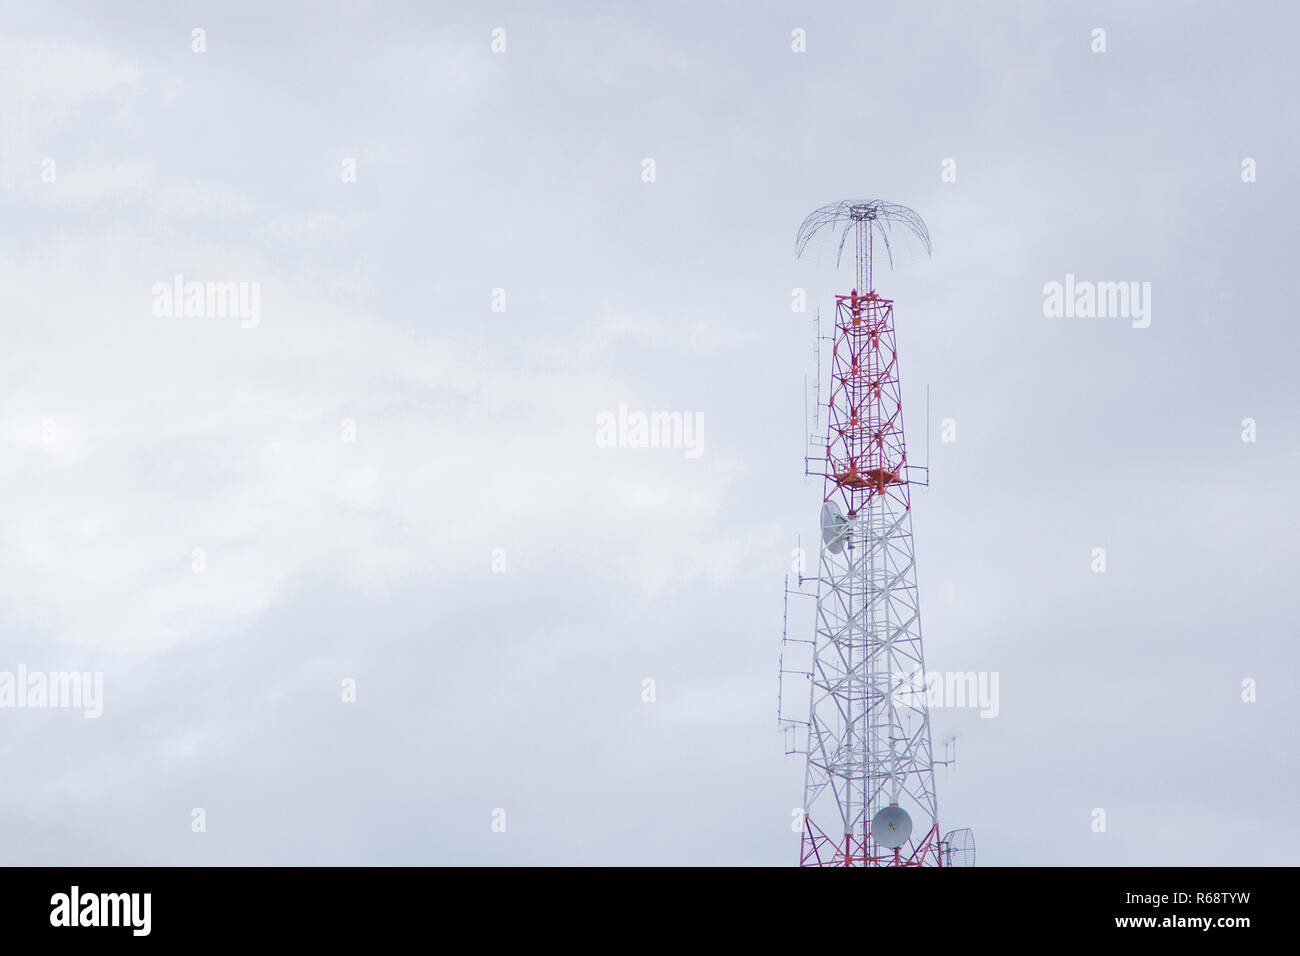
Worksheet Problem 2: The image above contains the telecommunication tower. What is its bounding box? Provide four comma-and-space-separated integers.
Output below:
778, 200, 974, 867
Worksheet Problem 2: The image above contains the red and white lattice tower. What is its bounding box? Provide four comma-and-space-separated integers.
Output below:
779, 201, 972, 867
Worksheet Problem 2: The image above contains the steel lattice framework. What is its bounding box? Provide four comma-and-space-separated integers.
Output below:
781, 200, 952, 867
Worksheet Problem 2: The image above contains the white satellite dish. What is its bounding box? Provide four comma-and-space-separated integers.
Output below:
941, 827, 976, 867
820, 501, 848, 554
871, 805, 912, 849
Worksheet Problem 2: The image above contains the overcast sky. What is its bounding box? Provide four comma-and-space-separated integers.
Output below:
1, 1, 1296, 865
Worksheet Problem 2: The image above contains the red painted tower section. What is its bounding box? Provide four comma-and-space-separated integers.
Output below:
818, 289, 912, 518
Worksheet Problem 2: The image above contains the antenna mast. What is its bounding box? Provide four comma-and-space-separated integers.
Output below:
780, 200, 973, 867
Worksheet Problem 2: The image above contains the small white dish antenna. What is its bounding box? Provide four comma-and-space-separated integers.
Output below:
820, 501, 848, 554
871, 805, 912, 849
